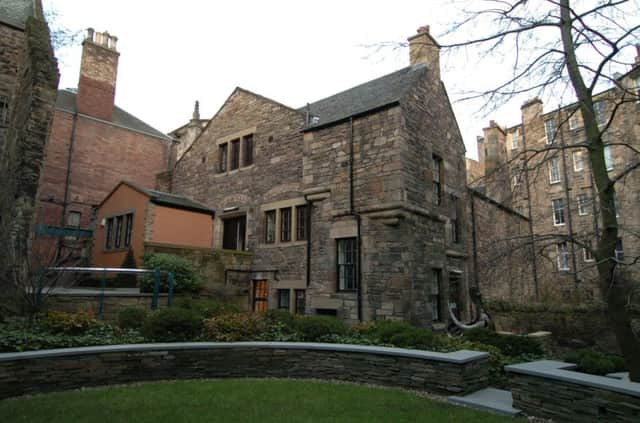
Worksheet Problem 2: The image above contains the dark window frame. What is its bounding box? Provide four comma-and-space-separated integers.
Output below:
431, 269, 442, 322
296, 205, 308, 241
294, 289, 305, 315
222, 215, 246, 251
264, 210, 276, 244
243, 134, 253, 166
280, 207, 292, 242
337, 237, 357, 291
124, 213, 133, 247
277, 289, 290, 311
432, 154, 442, 206
218, 143, 228, 173
105, 217, 114, 249
230, 138, 240, 170
114, 215, 124, 248
0, 95, 8, 127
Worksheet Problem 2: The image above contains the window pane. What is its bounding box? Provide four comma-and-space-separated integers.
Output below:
265, 210, 276, 243
105, 218, 114, 249
280, 207, 291, 242
230, 139, 240, 170
124, 213, 133, 247
243, 134, 253, 166
67, 211, 81, 227
604, 145, 613, 170
431, 269, 442, 322
114, 215, 123, 248
594, 101, 606, 125
573, 151, 583, 172
296, 205, 308, 241
219, 143, 228, 172
557, 242, 569, 270
545, 119, 556, 144
223, 216, 246, 250
278, 289, 290, 310
552, 198, 565, 225
548, 157, 561, 183
295, 289, 305, 315
337, 238, 357, 290
577, 194, 589, 216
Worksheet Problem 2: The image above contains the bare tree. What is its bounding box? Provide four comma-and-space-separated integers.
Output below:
439, 0, 640, 380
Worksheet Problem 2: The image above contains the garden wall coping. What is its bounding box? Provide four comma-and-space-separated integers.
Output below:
0, 342, 488, 364
505, 360, 640, 397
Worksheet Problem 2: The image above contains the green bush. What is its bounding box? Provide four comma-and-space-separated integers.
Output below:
462, 328, 543, 357
142, 307, 203, 342
363, 320, 441, 349
204, 313, 267, 342
175, 297, 241, 319
140, 253, 202, 293
563, 349, 626, 375
295, 316, 348, 341
117, 307, 147, 330
39, 311, 98, 335
264, 310, 297, 331
0, 318, 145, 352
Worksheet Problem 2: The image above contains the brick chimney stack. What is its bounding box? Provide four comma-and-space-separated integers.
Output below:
76, 28, 120, 121
407, 25, 441, 80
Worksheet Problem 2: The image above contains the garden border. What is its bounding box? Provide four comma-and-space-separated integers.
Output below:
0, 342, 489, 399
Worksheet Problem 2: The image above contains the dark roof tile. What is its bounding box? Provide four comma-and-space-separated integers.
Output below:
301, 64, 428, 130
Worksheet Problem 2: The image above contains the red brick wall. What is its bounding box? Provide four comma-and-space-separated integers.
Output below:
37, 109, 169, 231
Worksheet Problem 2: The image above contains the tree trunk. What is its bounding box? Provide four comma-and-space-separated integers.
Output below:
560, 0, 640, 382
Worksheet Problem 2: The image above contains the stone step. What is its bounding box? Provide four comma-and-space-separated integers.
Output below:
448, 387, 522, 417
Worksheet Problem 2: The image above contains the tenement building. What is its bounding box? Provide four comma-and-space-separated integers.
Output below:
36, 29, 172, 257
468, 56, 640, 302
168, 26, 469, 325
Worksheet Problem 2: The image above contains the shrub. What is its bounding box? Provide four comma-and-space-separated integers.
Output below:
295, 316, 348, 341
563, 349, 626, 375
39, 311, 98, 335
175, 297, 241, 319
204, 313, 267, 342
462, 328, 543, 357
264, 310, 297, 331
140, 253, 202, 293
142, 307, 203, 342
117, 307, 147, 330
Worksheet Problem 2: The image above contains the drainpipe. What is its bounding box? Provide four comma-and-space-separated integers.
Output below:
469, 190, 480, 290
58, 111, 79, 258
347, 117, 363, 322
303, 194, 313, 287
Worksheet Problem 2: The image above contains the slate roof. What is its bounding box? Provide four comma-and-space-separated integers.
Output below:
301, 63, 428, 130
56, 90, 170, 140
118, 181, 215, 215
0, 0, 34, 29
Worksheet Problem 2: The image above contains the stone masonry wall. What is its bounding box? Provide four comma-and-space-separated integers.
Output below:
0, 344, 490, 399
0, 22, 26, 149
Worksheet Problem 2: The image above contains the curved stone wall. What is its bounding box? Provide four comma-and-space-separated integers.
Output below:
0, 342, 489, 399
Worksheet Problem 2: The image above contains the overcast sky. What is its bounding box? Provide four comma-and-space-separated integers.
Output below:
41, 0, 638, 160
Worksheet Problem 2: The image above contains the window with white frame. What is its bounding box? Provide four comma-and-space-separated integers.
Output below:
557, 241, 570, 271
577, 194, 589, 216
604, 145, 614, 170
568, 111, 581, 130
548, 157, 561, 184
552, 198, 565, 225
510, 130, 519, 150
594, 100, 606, 126
615, 238, 624, 261
545, 119, 556, 144
573, 150, 584, 172
583, 242, 595, 262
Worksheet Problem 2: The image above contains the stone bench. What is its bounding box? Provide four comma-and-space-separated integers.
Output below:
0, 342, 489, 399
506, 360, 640, 422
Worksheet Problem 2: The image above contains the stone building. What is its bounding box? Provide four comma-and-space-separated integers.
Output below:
0, 0, 59, 274
36, 29, 172, 259
469, 56, 640, 302
169, 26, 468, 326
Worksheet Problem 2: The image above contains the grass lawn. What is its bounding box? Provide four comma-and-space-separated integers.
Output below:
1, 378, 514, 422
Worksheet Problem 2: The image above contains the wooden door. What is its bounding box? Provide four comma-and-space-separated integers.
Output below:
253, 280, 268, 312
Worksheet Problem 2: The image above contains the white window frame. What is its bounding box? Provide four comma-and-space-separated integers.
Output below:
548, 157, 561, 184
557, 242, 570, 271
614, 239, 624, 262
577, 194, 589, 216
568, 112, 581, 130
572, 150, 584, 172
583, 246, 595, 262
604, 145, 614, 171
545, 119, 556, 144
594, 100, 606, 126
510, 130, 519, 150
552, 198, 565, 226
